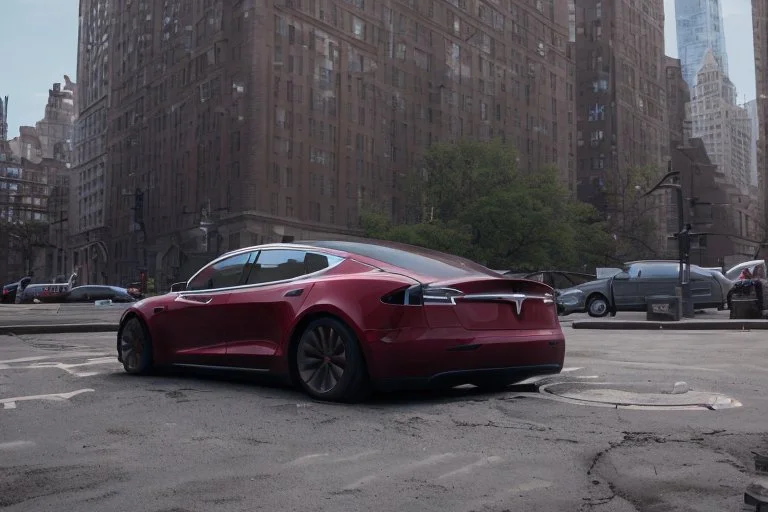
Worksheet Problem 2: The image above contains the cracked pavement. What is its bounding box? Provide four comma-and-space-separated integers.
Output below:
0, 328, 766, 511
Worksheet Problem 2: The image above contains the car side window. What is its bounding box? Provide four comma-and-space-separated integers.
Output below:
642, 265, 679, 279
628, 265, 642, 279
68, 288, 86, 300
187, 253, 250, 291
244, 250, 339, 285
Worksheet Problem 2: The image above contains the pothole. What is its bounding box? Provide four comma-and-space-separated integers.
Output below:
539, 381, 742, 411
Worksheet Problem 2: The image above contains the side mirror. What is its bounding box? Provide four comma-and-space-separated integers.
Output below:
170, 281, 187, 293
613, 272, 630, 280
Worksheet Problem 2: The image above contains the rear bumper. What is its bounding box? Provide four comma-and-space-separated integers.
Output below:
361, 327, 565, 387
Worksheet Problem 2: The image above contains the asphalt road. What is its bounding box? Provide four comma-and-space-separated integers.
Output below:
1, 328, 766, 511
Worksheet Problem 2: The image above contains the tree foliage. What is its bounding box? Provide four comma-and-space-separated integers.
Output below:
362, 139, 615, 271
599, 164, 667, 261
0, 220, 50, 274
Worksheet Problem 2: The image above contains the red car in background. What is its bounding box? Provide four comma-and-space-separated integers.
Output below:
117, 240, 565, 402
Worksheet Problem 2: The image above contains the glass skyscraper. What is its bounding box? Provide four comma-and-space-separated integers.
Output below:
675, 0, 729, 88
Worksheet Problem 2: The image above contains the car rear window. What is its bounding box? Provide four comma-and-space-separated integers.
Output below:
305, 241, 497, 279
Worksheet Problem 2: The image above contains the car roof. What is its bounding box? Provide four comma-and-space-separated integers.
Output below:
208, 240, 499, 281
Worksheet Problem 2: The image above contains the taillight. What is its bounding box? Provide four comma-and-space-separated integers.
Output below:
422, 287, 463, 305
381, 284, 424, 305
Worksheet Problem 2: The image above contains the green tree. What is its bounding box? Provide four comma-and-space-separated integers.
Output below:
362, 139, 614, 271
599, 165, 666, 261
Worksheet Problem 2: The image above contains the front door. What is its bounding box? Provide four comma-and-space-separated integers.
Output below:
154, 252, 251, 366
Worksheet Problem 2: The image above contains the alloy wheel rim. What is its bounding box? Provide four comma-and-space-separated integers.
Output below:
591, 301, 607, 315
120, 322, 143, 371
297, 325, 347, 394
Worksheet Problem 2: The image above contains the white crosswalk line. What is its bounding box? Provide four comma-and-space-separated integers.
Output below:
343, 453, 456, 490
437, 455, 503, 480
332, 450, 379, 463
287, 453, 329, 466
0, 389, 94, 410
0, 441, 35, 450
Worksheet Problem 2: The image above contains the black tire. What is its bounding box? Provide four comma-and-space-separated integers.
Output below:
294, 317, 370, 403
587, 294, 610, 318
118, 317, 153, 374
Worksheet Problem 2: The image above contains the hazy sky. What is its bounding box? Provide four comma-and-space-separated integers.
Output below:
0, 0, 759, 137
1, 0, 78, 137
664, 0, 757, 103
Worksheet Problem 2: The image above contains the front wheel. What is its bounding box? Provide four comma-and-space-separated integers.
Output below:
294, 317, 370, 403
118, 317, 153, 374
587, 295, 610, 318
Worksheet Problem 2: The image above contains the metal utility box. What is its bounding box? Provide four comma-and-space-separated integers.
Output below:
646, 295, 682, 321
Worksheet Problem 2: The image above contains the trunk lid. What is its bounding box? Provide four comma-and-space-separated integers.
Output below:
421, 277, 558, 330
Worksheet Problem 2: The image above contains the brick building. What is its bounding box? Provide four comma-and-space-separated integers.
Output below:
573, 0, 669, 252
0, 95, 7, 142
0, 80, 75, 283
101, 0, 576, 289
753, 0, 768, 232
70, 0, 110, 285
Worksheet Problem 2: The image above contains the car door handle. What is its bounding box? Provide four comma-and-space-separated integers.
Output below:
284, 288, 304, 297
177, 295, 214, 304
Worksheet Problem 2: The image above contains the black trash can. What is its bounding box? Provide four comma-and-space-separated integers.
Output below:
646, 295, 681, 321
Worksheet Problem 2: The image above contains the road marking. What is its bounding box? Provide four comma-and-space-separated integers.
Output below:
287, 453, 329, 466
508, 479, 553, 493
343, 453, 456, 490
0, 441, 35, 450
332, 450, 379, 463
0, 352, 111, 367
1, 389, 94, 410
437, 456, 502, 480
561, 367, 583, 372
466, 478, 553, 509
2, 357, 118, 377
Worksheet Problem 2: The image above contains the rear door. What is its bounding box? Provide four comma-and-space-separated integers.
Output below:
635, 264, 679, 306
224, 249, 342, 369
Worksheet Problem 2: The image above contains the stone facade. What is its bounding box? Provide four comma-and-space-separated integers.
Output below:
101, 0, 577, 290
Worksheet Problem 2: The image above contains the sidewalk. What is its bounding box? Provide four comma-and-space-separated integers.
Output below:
569, 309, 768, 330
0, 303, 125, 335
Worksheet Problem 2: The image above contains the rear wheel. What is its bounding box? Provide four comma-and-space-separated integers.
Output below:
295, 317, 370, 403
119, 317, 153, 374
587, 294, 610, 317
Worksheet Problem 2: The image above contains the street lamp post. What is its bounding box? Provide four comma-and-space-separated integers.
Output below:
643, 165, 696, 318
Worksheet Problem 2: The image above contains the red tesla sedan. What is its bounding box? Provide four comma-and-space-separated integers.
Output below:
117, 240, 565, 402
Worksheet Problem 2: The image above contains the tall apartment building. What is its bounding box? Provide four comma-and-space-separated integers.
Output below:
665, 56, 690, 148
70, 0, 111, 284
688, 50, 753, 195
0, 81, 75, 282
753, 0, 768, 231
674, 0, 729, 89
574, 0, 668, 209
0, 96, 7, 141
745, 99, 760, 190
104, 0, 576, 288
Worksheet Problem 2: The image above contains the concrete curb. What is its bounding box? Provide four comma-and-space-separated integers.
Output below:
571, 320, 768, 330
0, 323, 119, 335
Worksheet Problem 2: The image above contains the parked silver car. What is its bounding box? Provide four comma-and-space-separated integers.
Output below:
557, 261, 731, 317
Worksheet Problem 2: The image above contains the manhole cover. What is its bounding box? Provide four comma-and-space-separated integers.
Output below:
540, 382, 742, 411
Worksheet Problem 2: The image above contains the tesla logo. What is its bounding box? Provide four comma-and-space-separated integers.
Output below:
509, 293, 527, 315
